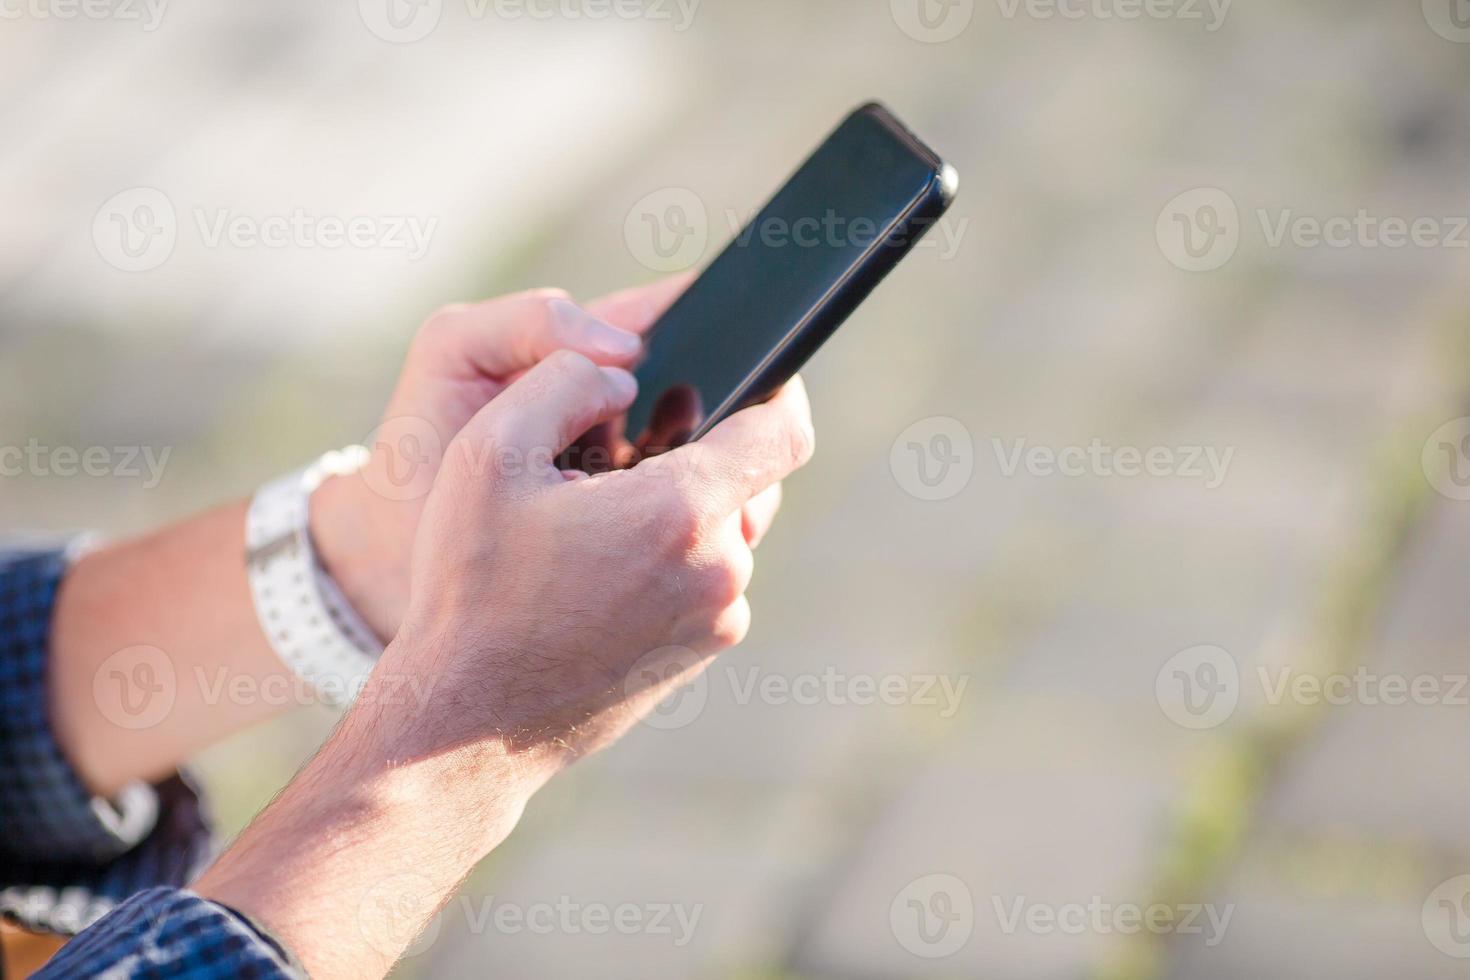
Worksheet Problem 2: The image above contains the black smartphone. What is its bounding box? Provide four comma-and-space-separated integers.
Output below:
621, 102, 957, 453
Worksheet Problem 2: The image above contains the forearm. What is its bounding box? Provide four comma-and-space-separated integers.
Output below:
48, 500, 291, 797
193, 654, 540, 980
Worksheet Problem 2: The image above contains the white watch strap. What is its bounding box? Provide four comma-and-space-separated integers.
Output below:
246, 446, 381, 706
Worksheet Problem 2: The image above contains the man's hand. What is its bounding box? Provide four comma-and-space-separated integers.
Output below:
396, 357, 814, 774
310, 279, 689, 642
47, 280, 689, 797
196, 358, 816, 979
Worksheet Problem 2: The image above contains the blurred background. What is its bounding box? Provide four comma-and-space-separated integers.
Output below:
6, 0, 1470, 976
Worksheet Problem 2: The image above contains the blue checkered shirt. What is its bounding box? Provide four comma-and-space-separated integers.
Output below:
0, 547, 302, 978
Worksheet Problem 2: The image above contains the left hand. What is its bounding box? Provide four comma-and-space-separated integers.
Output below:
310, 279, 690, 642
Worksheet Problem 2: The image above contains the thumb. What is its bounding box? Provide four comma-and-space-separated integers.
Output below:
456, 350, 637, 489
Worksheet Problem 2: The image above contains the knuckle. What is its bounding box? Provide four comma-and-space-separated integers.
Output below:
711, 599, 751, 648
542, 347, 598, 380
426, 302, 468, 326
520, 286, 572, 306
649, 483, 703, 551
412, 304, 465, 349
698, 552, 748, 608
531, 292, 580, 343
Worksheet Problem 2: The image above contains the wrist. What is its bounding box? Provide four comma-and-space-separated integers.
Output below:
196, 658, 542, 979
309, 472, 408, 643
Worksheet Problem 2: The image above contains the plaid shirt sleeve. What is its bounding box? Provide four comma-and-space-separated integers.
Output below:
0, 545, 303, 977
33, 888, 303, 979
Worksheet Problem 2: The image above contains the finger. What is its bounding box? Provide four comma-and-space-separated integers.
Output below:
653, 376, 814, 520
419, 289, 643, 380
458, 350, 637, 489
585, 274, 694, 335
567, 371, 701, 475
742, 482, 782, 548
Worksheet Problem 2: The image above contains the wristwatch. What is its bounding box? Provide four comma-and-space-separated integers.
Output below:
245, 446, 383, 705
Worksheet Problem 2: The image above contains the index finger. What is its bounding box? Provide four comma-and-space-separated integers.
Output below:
650, 377, 814, 520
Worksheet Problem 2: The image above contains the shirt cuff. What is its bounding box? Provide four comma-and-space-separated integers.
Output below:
0, 546, 213, 935
32, 887, 306, 980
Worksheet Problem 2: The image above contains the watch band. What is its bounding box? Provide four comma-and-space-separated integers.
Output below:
246, 446, 382, 706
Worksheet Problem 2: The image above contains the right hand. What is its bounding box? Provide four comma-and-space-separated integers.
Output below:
195, 353, 813, 980
367, 350, 815, 789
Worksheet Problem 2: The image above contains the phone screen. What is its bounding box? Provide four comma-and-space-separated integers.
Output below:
624, 105, 949, 448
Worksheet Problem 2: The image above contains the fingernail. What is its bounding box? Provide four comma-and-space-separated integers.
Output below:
592, 323, 643, 357
601, 367, 638, 400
